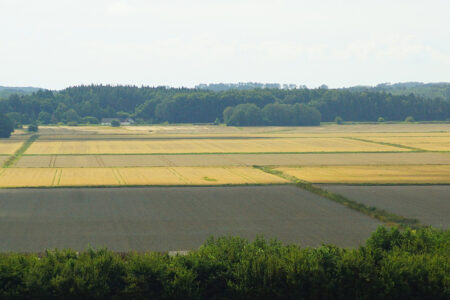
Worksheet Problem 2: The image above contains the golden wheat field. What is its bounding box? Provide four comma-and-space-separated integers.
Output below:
0, 168, 57, 187
276, 165, 450, 184
0, 141, 24, 154
366, 136, 450, 151
25, 137, 408, 155
0, 167, 287, 187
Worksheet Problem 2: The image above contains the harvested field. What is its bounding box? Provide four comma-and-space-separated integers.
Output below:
0, 167, 287, 187
15, 152, 450, 168
0, 186, 381, 251
122, 123, 450, 134
276, 165, 450, 184
366, 136, 450, 151
15, 156, 105, 168
0, 155, 8, 165
0, 140, 24, 154
320, 185, 450, 228
216, 152, 450, 167
25, 137, 407, 155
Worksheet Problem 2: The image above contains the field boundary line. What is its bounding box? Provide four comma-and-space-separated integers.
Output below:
2, 135, 39, 168
254, 166, 423, 229
344, 137, 425, 152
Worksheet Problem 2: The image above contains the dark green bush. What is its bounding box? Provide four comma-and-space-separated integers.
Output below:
0, 227, 448, 299
28, 123, 38, 132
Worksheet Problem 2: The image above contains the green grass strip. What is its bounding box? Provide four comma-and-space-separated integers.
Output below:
2, 135, 39, 168
254, 166, 423, 229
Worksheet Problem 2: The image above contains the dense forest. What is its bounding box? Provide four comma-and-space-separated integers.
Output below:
0, 227, 448, 299
0, 84, 449, 127
0, 86, 40, 99
345, 82, 450, 100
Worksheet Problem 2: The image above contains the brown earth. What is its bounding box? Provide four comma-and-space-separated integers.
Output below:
0, 186, 381, 252
320, 185, 450, 228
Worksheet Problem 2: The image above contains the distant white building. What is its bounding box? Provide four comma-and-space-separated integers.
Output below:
101, 118, 135, 126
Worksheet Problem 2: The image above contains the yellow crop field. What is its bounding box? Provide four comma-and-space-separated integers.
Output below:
0, 167, 287, 187
276, 165, 450, 184
0, 141, 23, 154
0, 168, 57, 187
366, 136, 450, 151
58, 168, 120, 186
25, 137, 407, 155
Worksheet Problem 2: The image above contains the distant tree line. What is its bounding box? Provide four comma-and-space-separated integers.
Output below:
0, 227, 448, 299
346, 82, 450, 100
0, 85, 448, 127
223, 103, 321, 126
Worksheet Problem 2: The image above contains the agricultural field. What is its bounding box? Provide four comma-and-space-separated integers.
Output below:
276, 165, 450, 184
366, 136, 450, 151
0, 124, 449, 252
0, 140, 24, 155
0, 167, 287, 188
25, 137, 407, 155
0, 155, 8, 165
320, 185, 450, 228
13, 152, 450, 168
0, 186, 381, 252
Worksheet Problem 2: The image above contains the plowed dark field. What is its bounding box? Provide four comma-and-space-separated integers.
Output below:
0, 186, 380, 252
321, 185, 450, 228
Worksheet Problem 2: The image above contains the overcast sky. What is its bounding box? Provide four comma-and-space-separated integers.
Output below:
1, 0, 449, 90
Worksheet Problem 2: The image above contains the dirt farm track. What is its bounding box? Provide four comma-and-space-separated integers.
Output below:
0, 186, 380, 252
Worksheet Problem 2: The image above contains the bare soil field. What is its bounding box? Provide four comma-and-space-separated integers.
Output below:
277, 165, 450, 184
320, 185, 450, 228
0, 186, 381, 252
15, 152, 450, 168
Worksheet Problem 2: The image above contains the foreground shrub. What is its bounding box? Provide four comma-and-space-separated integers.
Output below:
0, 227, 448, 299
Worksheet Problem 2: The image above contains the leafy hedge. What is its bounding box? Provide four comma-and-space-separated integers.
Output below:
0, 227, 448, 299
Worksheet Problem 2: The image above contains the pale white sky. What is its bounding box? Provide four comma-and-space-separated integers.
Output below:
1, 0, 449, 90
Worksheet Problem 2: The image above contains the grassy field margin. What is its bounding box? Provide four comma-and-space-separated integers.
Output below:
2, 135, 39, 168
254, 165, 423, 229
